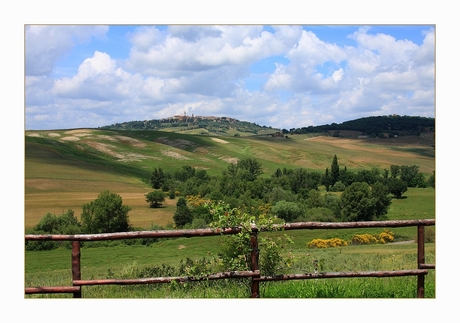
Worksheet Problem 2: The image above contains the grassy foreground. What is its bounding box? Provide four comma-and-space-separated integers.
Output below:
25, 241, 435, 298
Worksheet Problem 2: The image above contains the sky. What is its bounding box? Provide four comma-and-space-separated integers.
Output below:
25, 24, 435, 130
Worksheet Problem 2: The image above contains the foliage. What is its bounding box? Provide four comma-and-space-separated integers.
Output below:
387, 178, 408, 198
307, 238, 348, 248
207, 201, 293, 276
32, 209, 80, 234
331, 154, 340, 185
173, 197, 193, 228
307, 229, 394, 248
427, 171, 435, 188
329, 180, 346, 192
150, 167, 166, 189
339, 182, 391, 221
80, 190, 132, 234
25, 209, 80, 251
351, 230, 394, 245
271, 200, 303, 222
145, 190, 165, 208
288, 115, 434, 137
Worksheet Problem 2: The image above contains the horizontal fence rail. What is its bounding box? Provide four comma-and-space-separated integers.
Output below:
25, 219, 435, 298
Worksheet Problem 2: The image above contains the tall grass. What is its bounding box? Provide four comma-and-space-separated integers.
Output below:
25, 241, 435, 298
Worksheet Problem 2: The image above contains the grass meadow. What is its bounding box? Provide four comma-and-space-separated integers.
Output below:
24, 129, 435, 298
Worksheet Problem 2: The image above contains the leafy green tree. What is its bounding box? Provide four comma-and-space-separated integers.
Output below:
237, 158, 263, 181
427, 171, 435, 188
390, 165, 400, 179
371, 181, 391, 218
289, 168, 320, 194
145, 190, 166, 208
150, 167, 166, 189
174, 165, 196, 181
331, 155, 340, 185
339, 182, 377, 222
271, 200, 303, 222
322, 168, 332, 191
305, 189, 324, 208
400, 165, 420, 187
80, 190, 131, 233
268, 186, 292, 204
173, 197, 193, 227
387, 178, 408, 198
31, 209, 80, 234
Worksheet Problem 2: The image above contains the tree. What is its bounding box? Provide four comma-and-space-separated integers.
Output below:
80, 190, 131, 233
390, 165, 400, 179
387, 178, 408, 198
145, 191, 166, 208
339, 182, 388, 222
371, 181, 391, 218
150, 167, 166, 189
400, 165, 420, 187
237, 158, 263, 181
271, 200, 303, 222
331, 155, 340, 185
173, 197, 193, 227
306, 189, 324, 208
427, 171, 435, 188
32, 209, 80, 234
322, 168, 332, 191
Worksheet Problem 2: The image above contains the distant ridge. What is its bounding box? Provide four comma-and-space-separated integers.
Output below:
288, 115, 434, 138
99, 115, 278, 136
99, 114, 434, 138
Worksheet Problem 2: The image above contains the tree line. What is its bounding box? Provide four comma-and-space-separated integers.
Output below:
26, 155, 434, 251
287, 115, 435, 137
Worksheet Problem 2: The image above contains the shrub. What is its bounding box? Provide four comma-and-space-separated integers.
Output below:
329, 181, 346, 192
207, 201, 293, 276
307, 238, 348, 249
351, 233, 378, 245
352, 230, 394, 245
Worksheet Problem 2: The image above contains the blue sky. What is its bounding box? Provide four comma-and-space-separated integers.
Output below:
25, 24, 435, 130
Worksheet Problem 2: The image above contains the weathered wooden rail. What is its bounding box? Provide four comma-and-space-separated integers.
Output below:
25, 219, 435, 298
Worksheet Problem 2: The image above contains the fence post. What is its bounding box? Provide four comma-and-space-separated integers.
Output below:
417, 225, 425, 298
72, 241, 82, 298
250, 230, 260, 298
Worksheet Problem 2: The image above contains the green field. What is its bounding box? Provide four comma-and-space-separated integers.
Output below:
24, 129, 435, 229
24, 128, 435, 298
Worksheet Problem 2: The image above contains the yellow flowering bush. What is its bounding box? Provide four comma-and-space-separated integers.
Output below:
307, 230, 394, 248
307, 238, 348, 249
186, 195, 211, 208
377, 229, 394, 243
352, 230, 394, 245
351, 233, 378, 245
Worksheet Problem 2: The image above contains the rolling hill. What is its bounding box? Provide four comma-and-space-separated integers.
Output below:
25, 115, 435, 229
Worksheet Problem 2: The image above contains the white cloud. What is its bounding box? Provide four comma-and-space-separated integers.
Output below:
332, 68, 344, 83
25, 25, 108, 76
24, 25, 435, 130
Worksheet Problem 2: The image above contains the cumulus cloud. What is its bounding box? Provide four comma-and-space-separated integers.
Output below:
25, 25, 108, 76
25, 25, 435, 130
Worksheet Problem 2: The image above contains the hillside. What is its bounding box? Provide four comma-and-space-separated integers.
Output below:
289, 115, 435, 139
99, 115, 435, 141
99, 115, 279, 137
25, 123, 435, 229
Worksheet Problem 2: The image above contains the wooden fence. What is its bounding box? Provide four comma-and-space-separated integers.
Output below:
25, 219, 435, 298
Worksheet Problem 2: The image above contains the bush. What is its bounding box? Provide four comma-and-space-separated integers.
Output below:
271, 200, 303, 222
351, 230, 394, 245
329, 181, 346, 192
351, 233, 378, 245
307, 238, 348, 249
